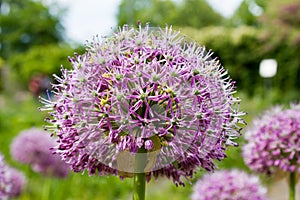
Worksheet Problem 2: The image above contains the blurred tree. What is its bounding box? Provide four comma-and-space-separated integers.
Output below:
219, 0, 300, 101
260, 0, 300, 92
230, 0, 300, 27
229, 0, 265, 26
0, 0, 64, 59
174, 0, 224, 28
117, 0, 178, 26
8, 44, 75, 84
261, 0, 300, 29
117, 0, 224, 28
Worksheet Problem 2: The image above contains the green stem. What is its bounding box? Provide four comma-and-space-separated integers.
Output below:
133, 148, 147, 200
289, 171, 296, 200
133, 172, 146, 200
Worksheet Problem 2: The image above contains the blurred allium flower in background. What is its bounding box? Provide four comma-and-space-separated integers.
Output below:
191, 169, 267, 200
10, 128, 69, 178
243, 104, 300, 175
41, 24, 245, 185
0, 153, 26, 199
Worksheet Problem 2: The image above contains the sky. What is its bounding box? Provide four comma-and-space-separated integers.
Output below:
45, 0, 243, 43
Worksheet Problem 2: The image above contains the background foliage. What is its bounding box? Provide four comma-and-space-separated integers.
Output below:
0, 0, 64, 59
0, 0, 300, 199
117, 0, 224, 28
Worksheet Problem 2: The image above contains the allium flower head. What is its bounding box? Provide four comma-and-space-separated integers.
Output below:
10, 128, 69, 178
0, 153, 26, 199
41, 24, 245, 185
243, 104, 300, 175
191, 169, 267, 200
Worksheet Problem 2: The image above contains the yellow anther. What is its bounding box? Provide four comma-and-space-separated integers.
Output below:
102, 73, 111, 79
164, 86, 173, 94
100, 93, 109, 106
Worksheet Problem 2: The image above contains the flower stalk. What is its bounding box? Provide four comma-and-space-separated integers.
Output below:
289, 171, 296, 200
133, 148, 147, 200
133, 172, 146, 200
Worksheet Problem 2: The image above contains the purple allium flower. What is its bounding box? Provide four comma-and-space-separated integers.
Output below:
10, 128, 69, 178
191, 169, 267, 200
0, 154, 26, 199
243, 104, 300, 175
40, 24, 245, 186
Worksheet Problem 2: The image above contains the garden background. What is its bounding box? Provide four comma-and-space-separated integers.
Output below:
0, 0, 300, 199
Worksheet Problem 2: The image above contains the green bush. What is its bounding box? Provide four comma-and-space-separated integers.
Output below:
8, 44, 75, 86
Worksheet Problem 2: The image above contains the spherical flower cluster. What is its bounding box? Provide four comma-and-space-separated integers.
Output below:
40, 24, 245, 185
243, 104, 300, 175
0, 153, 26, 199
191, 169, 267, 200
10, 128, 69, 178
